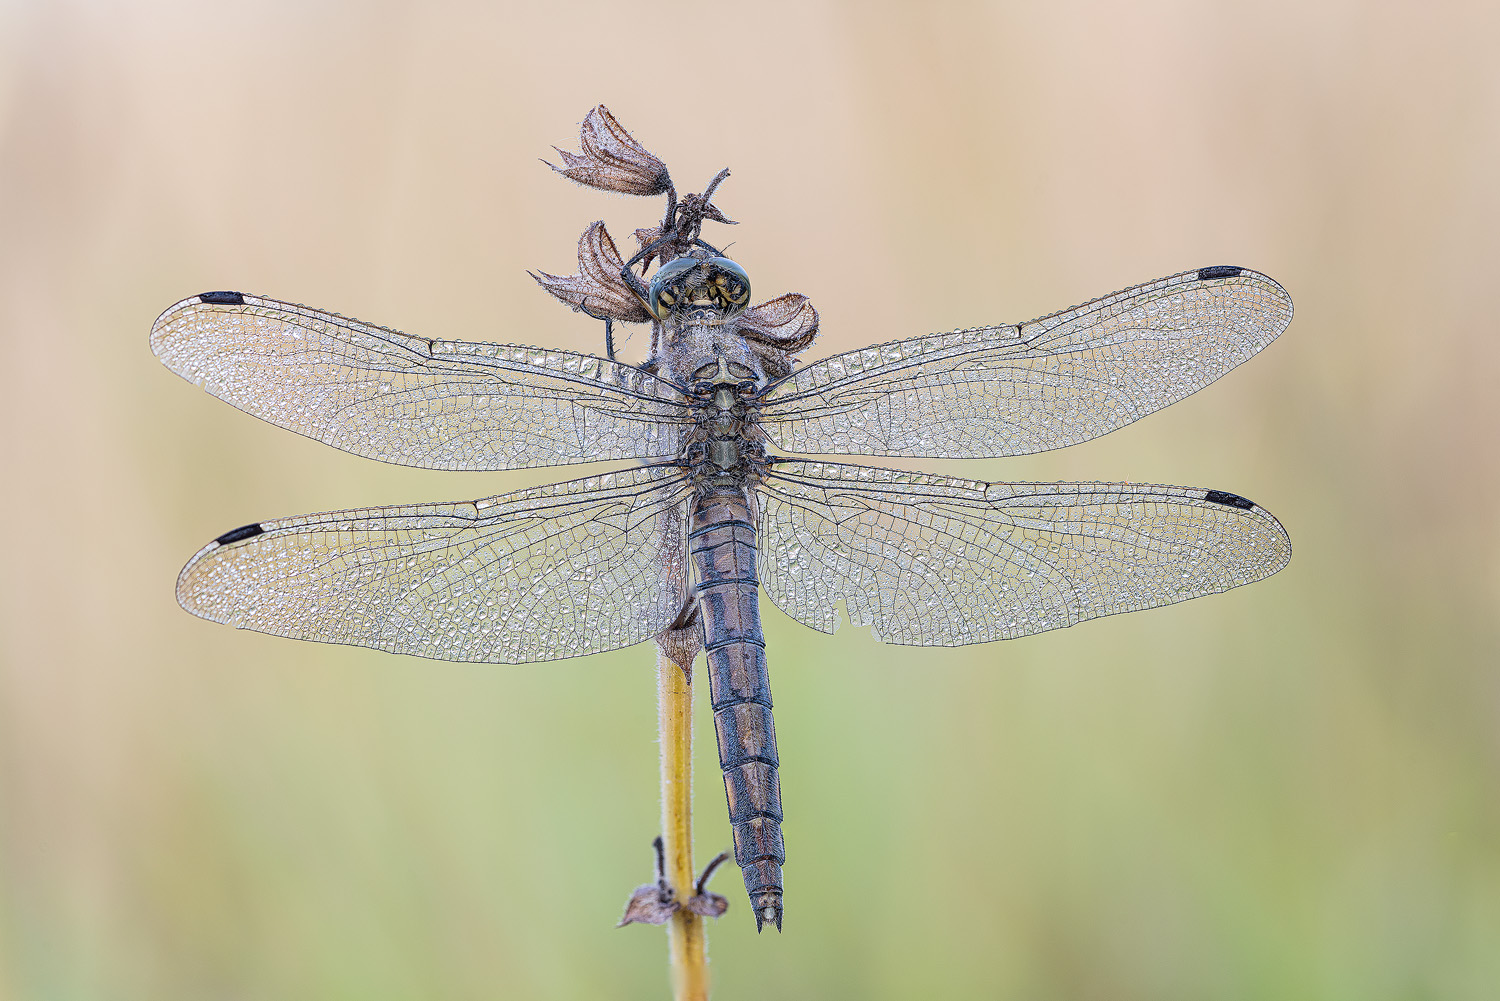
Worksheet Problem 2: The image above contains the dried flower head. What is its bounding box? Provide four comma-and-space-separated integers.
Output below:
737, 293, 821, 377
546, 105, 671, 197
738, 293, 820, 353
529, 222, 652, 324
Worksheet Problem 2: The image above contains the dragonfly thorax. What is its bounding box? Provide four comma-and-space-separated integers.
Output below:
678, 354, 767, 488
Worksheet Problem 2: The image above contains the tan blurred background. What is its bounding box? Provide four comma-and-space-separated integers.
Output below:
2, 0, 1497, 998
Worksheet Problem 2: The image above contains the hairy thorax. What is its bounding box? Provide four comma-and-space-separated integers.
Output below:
653, 320, 777, 495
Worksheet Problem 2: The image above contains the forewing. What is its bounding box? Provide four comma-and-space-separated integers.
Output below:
151, 292, 693, 470
759, 267, 1291, 458
757, 461, 1289, 646
177, 466, 694, 664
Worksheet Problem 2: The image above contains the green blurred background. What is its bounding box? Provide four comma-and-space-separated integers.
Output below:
2, 1, 1497, 998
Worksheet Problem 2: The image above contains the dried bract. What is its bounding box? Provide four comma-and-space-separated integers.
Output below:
530, 222, 651, 323
547, 105, 671, 197
619, 835, 685, 927
617, 882, 678, 927
685, 891, 728, 918
656, 597, 703, 676
738, 293, 820, 353
684, 849, 731, 918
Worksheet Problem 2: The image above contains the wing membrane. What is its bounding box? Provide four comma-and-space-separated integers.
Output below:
151, 293, 693, 470
756, 460, 1290, 646
177, 466, 693, 663
759, 268, 1291, 458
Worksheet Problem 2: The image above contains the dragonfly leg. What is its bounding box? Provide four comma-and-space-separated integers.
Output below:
620, 232, 670, 309
666, 592, 700, 632
576, 299, 617, 361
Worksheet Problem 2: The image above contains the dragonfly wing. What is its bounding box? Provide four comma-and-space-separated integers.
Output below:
151, 292, 693, 470
176, 466, 694, 664
759, 267, 1291, 458
756, 460, 1290, 646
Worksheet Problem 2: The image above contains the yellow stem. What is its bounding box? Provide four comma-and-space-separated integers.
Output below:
658, 646, 709, 1001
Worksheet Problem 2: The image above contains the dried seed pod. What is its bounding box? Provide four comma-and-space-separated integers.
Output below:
656, 597, 702, 675
685, 891, 729, 918
738, 293, 820, 353
617, 882, 679, 927
547, 105, 671, 197
617, 836, 680, 927
530, 222, 652, 323
684, 849, 732, 918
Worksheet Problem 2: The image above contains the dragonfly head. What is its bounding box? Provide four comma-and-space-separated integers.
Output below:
647, 255, 751, 324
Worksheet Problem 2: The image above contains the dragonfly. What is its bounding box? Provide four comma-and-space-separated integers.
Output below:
151, 106, 1292, 933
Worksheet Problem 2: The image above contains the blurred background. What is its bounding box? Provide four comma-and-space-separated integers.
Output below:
2, 1, 1497, 998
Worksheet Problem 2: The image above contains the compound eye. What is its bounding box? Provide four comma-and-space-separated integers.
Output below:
704, 257, 752, 314
647, 258, 701, 320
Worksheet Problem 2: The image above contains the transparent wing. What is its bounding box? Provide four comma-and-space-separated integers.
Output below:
151, 292, 694, 470
758, 267, 1291, 458
176, 466, 694, 664
756, 460, 1289, 646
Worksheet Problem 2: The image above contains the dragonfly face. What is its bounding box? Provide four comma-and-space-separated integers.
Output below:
151, 105, 1294, 933
647, 255, 753, 322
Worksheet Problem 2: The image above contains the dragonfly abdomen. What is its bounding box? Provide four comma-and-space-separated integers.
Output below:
689, 489, 785, 932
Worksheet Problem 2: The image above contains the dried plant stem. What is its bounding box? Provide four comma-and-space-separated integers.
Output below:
658, 647, 710, 1001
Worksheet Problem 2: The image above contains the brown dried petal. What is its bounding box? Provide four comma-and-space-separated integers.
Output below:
738, 293, 820, 352
685, 891, 729, 918
617, 883, 679, 927
530, 222, 652, 323
547, 105, 671, 196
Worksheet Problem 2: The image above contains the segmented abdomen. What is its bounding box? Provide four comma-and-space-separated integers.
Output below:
689, 488, 785, 932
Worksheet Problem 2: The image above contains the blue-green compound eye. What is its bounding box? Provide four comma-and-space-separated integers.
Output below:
647, 258, 702, 320
646, 256, 753, 320
704, 257, 751, 313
